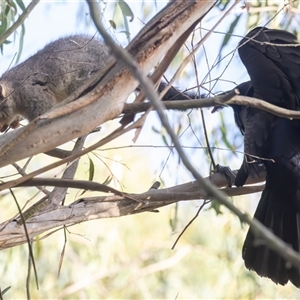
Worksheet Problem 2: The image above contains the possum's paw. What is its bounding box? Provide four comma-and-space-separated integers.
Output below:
0, 116, 22, 132
10, 116, 21, 129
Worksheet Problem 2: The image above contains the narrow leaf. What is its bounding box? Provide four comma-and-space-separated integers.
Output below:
219, 15, 241, 55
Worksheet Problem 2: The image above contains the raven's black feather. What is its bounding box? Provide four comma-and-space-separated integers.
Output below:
237, 27, 300, 287
159, 26, 300, 287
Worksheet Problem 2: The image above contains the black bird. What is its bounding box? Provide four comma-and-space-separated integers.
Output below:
159, 27, 300, 287
234, 27, 300, 287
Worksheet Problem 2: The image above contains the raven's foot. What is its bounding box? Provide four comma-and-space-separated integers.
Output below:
214, 164, 236, 188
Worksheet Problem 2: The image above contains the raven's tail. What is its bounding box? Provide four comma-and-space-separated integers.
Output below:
242, 186, 300, 287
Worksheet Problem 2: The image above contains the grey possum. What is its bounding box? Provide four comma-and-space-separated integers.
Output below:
0, 35, 195, 133
0, 35, 112, 132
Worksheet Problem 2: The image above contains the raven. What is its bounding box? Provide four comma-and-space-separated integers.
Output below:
234, 27, 300, 287
159, 27, 300, 287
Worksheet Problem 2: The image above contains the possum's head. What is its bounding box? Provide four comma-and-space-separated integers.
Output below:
0, 83, 21, 132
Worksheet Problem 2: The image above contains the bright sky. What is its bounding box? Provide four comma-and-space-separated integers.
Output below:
1, 1, 168, 71
2, 2, 91, 71
1, 2, 252, 88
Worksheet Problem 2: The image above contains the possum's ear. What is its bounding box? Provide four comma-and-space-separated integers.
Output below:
0, 84, 7, 100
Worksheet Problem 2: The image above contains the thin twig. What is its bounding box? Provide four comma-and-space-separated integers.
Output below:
49, 136, 87, 206
171, 199, 210, 249
122, 93, 300, 120
11, 163, 50, 195
10, 189, 39, 290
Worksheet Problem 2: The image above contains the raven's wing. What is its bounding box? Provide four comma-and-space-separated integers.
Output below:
238, 27, 300, 110
235, 28, 300, 186
236, 27, 300, 287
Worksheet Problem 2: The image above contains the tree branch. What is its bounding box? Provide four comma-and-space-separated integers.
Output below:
123, 93, 300, 119
0, 168, 263, 249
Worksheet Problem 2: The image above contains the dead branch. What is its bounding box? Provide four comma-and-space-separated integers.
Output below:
0, 168, 264, 250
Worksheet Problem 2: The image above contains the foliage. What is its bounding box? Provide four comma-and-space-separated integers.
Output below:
1, 0, 300, 299
0, 0, 26, 60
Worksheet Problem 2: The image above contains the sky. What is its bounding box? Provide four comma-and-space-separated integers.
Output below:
1, 1, 168, 70
2, 2, 89, 71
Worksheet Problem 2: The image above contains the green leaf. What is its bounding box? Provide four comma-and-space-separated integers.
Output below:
6, 1, 18, 14
169, 203, 178, 232
102, 175, 113, 186
0, 14, 8, 35
109, 19, 116, 30
7, 0, 17, 13
151, 126, 161, 134
118, 0, 134, 21
219, 111, 236, 154
79, 157, 95, 196
16, 0, 26, 11
217, 0, 231, 11
15, 22, 25, 64
219, 15, 241, 56
209, 200, 222, 215
162, 134, 169, 148
88, 157, 95, 182
1, 286, 11, 296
